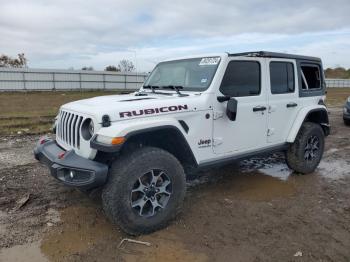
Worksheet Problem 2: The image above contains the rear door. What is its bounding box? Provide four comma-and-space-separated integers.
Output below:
267, 59, 299, 144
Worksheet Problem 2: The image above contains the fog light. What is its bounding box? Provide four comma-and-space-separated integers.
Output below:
56, 168, 94, 184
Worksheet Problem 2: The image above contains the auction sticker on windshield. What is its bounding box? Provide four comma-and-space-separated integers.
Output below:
199, 57, 220, 66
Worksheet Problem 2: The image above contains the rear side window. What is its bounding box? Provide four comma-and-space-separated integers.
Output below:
220, 61, 260, 97
270, 62, 295, 94
301, 64, 321, 90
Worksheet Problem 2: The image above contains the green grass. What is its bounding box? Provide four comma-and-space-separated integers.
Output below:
0, 88, 349, 136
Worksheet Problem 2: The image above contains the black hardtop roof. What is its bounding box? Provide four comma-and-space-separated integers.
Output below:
228, 51, 321, 62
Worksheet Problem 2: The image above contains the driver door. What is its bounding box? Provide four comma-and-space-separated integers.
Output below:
213, 58, 268, 155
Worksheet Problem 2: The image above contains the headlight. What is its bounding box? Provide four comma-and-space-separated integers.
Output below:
88, 120, 94, 136
81, 118, 94, 140
96, 135, 113, 144
96, 135, 125, 145
52, 116, 58, 134
347, 97, 350, 103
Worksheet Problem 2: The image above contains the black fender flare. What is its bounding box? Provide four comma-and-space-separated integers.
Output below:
303, 108, 330, 136
91, 125, 198, 167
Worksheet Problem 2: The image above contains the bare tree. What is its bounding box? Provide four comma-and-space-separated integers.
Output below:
0, 53, 28, 68
81, 66, 94, 71
324, 67, 350, 79
17, 53, 27, 68
0, 55, 9, 67
118, 59, 135, 72
105, 65, 120, 72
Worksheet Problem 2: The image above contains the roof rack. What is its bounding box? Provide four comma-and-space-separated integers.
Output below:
228, 51, 321, 62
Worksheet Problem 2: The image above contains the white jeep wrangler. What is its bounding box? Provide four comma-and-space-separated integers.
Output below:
34, 51, 330, 235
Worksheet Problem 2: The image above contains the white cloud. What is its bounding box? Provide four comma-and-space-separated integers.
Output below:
0, 0, 349, 70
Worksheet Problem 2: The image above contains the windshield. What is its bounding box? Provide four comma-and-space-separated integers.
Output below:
144, 57, 220, 91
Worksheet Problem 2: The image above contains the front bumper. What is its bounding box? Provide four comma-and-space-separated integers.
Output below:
34, 138, 108, 189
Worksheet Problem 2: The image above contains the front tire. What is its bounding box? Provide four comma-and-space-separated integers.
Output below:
286, 122, 325, 174
102, 146, 186, 235
344, 119, 350, 126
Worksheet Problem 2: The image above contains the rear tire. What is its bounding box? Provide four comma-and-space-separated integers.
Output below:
286, 122, 324, 174
344, 119, 350, 126
102, 146, 186, 235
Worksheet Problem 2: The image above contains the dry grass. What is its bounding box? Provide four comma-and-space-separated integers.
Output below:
0, 88, 349, 136
0, 90, 129, 136
325, 88, 350, 107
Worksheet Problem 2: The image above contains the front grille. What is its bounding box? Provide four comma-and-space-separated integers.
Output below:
57, 110, 84, 149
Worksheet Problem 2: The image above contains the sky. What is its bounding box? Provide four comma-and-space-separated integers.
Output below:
1, 0, 350, 71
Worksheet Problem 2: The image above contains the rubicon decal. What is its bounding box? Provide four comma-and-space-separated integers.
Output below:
119, 105, 188, 118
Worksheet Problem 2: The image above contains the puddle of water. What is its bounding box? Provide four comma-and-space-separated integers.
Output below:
123, 233, 208, 262
40, 205, 207, 261
228, 172, 296, 201
40, 205, 120, 261
0, 241, 48, 262
257, 163, 292, 181
189, 156, 292, 188
318, 159, 350, 180
240, 155, 292, 181
188, 157, 296, 201
240, 154, 285, 170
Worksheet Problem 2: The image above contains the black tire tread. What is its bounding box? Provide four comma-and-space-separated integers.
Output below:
102, 146, 186, 235
286, 122, 324, 174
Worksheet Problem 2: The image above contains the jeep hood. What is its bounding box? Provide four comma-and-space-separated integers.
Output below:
60, 92, 206, 123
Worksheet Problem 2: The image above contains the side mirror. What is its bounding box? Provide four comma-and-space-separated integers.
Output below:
217, 96, 231, 103
226, 98, 238, 121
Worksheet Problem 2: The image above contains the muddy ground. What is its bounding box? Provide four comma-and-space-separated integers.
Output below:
0, 107, 349, 262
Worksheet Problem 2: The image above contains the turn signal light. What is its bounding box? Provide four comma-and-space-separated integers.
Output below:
111, 137, 125, 145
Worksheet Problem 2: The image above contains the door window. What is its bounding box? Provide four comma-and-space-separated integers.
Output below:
220, 61, 260, 97
270, 62, 295, 94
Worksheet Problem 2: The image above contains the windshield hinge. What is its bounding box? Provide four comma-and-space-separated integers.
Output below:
213, 111, 224, 120
267, 128, 274, 136
213, 137, 223, 147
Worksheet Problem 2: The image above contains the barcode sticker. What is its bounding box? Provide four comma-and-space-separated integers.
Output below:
199, 57, 220, 66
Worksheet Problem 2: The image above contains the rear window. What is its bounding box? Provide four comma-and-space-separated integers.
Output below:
301, 64, 321, 90
270, 62, 295, 94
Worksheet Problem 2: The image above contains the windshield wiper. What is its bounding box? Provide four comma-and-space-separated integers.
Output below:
161, 85, 186, 96
143, 85, 160, 93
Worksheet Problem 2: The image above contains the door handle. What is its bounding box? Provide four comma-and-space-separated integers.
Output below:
253, 106, 267, 112
286, 102, 298, 108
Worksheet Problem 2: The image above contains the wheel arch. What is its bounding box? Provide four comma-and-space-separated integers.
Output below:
287, 107, 330, 143
120, 125, 198, 173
